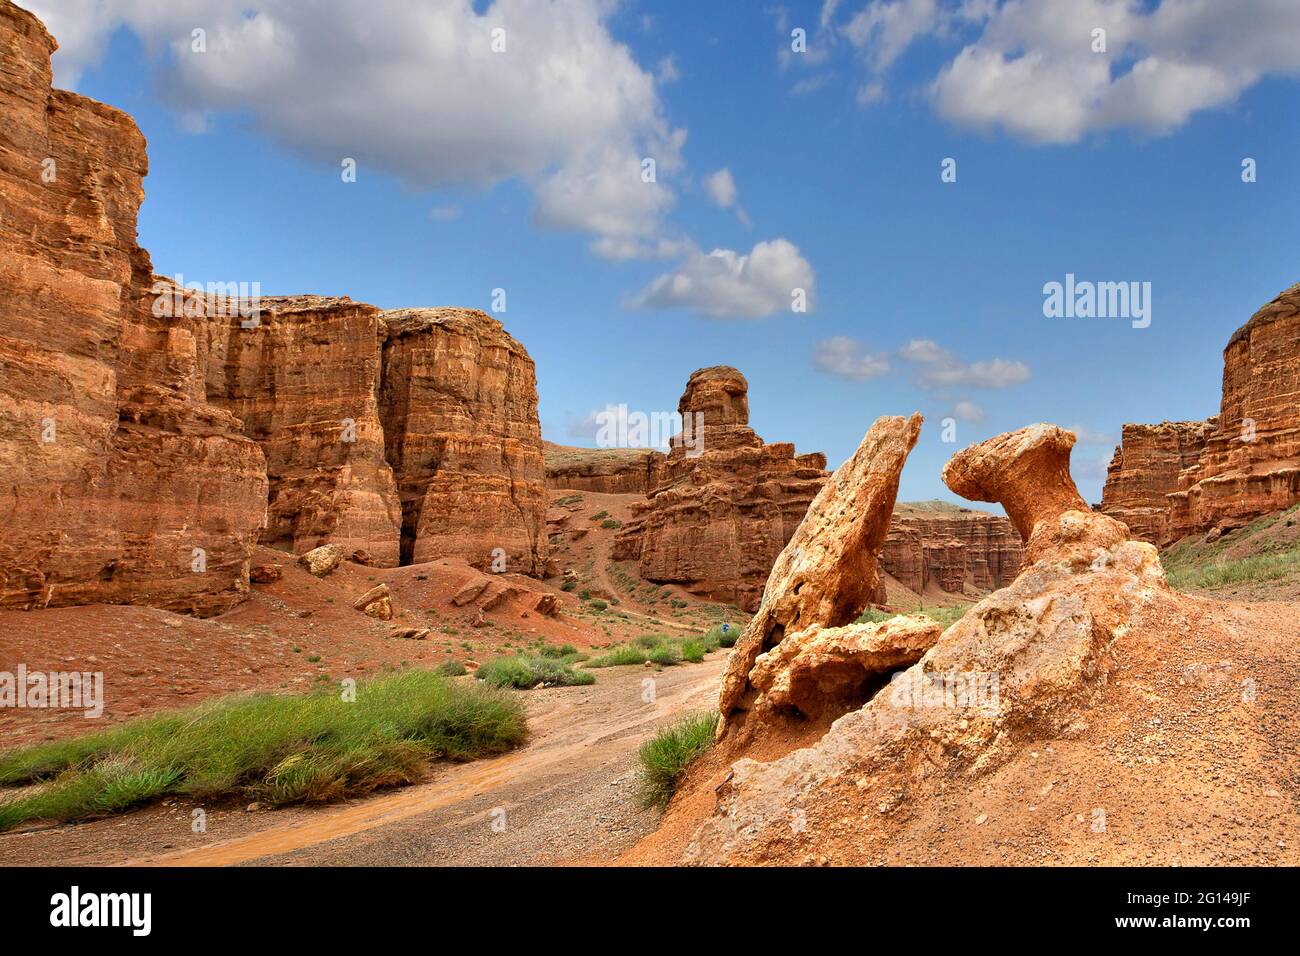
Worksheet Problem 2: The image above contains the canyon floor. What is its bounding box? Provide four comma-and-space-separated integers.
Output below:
3, 492, 1298, 867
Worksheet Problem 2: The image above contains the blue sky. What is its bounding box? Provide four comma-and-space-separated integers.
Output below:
34, 0, 1300, 504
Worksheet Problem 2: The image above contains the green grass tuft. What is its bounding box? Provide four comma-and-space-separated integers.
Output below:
474, 655, 595, 689
0, 671, 525, 832
635, 711, 717, 808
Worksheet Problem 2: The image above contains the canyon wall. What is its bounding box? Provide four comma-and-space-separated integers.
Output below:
1099, 420, 1215, 545
379, 309, 548, 575
0, 4, 267, 615
0, 2, 548, 613
1102, 283, 1300, 545
879, 503, 1022, 596
544, 442, 661, 494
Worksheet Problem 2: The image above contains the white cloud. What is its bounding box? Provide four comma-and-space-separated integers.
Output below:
900, 338, 1030, 389
429, 205, 461, 221
629, 239, 816, 319
813, 336, 891, 380
657, 55, 681, 84
563, 409, 603, 440
24, 0, 685, 248
822, 0, 1300, 141
704, 168, 739, 208
951, 399, 985, 423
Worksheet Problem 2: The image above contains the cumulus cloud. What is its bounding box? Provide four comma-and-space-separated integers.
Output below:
813, 336, 891, 380
629, 239, 816, 319
821, 0, 1300, 141
900, 338, 1030, 389
950, 399, 986, 423
24, 0, 685, 248
704, 168, 739, 208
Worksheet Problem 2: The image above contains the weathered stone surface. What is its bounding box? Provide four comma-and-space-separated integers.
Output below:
352, 583, 393, 620
688, 424, 1170, 864
249, 564, 282, 584
880, 502, 1022, 596
378, 309, 547, 574
544, 442, 662, 494
613, 367, 829, 612
534, 594, 560, 616
1102, 284, 1300, 545
1099, 420, 1215, 545
391, 626, 430, 641
748, 615, 942, 719
942, 424, 1102, 565
717, 413, 923, 726
0, 3, 267, 615
452, 579, 490, 607
204, 295, 402, 565
298, 544, 345, 577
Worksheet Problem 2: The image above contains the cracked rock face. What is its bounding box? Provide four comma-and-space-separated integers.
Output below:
717, 413, 923, 727
685, 423, 1172, 865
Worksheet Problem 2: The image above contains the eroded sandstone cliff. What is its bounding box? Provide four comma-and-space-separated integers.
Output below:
0, 4, 267, 615
204, 295, 402, 566
612, 367, 828, 612
544, 442, 662, 494
379, 308, 548, 575
880, 502, 1022, 596
1101, 284, 1300, 545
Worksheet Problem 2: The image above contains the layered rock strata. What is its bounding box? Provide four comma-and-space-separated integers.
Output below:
0, 4, 266, 615
204, 295, 402, 565
1101, 283, 1300, 544
612, 367, 829, 611
378, 309, 547, 575
880, 503, 1022, 595
543, 442, 662, 494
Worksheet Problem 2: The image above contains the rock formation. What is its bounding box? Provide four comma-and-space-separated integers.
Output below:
717, 413, 923, 726
204, 295, 403, 565
880, 502, 1021, 596
0, 3, 267, 615
0, 2, 550, 614
1099, 420, 1215, 544
612, 367, 829, 611
1102, 283, 1300, 545
378, 308, 547, 575
543, 442, 662, 494
687, 423, 1175, 864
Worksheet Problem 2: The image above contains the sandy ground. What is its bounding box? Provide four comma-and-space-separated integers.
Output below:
0, 655, 726, 867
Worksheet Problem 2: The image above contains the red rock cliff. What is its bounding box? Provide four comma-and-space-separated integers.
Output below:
0, 3, 267, 614
203, 295, 403, 565
1102, 283, 1300, 544
543, 442, 662, 494
612, 367, 828, 612
879, 502, 1022, 595
379, 309, 548, 575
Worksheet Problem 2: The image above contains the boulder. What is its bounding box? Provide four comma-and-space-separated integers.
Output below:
534, 594, 560, 616
298, 545, 345, 577
249, 564, 283, 584
352, 583, 393, 620
452, 579, 490, 607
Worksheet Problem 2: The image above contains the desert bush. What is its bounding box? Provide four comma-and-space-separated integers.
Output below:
635, 711, 717, 807
475, 655, 594, 690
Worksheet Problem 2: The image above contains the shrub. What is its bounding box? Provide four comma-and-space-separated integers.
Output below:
648, 644, 680, 666
537, 644, 578, 659
589, 599, 608, 612
635, 711, 717, 808
434, 660, 467, 677
680, 640, 705, 663
0, 671, 525, 831
703, 623, 740, 648
474, 655, 595, 690
601, 519, 622, 530
560, 580, 577, 592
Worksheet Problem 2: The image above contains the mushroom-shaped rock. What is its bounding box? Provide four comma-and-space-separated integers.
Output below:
717, 413, 923, 729
942, 424, 1131, 568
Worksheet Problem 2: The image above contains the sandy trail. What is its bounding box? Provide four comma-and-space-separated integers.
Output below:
109, 656, 727, 867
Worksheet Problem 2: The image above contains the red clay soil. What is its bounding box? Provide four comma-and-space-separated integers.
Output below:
1, 491, 740, 749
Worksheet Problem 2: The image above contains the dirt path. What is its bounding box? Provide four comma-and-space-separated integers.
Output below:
0, 655, 727, 868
